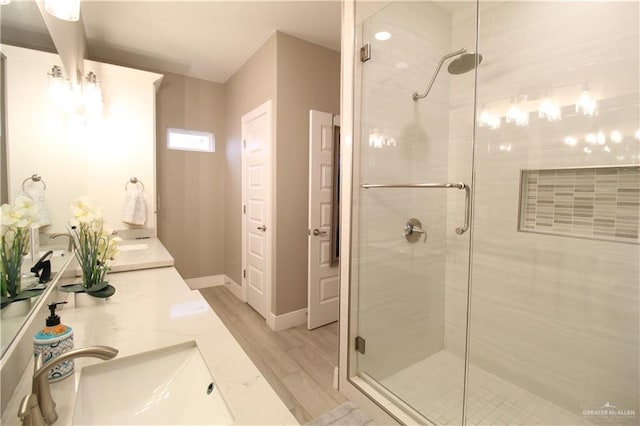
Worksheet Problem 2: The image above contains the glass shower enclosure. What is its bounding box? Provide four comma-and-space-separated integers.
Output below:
346, 1, 639, 425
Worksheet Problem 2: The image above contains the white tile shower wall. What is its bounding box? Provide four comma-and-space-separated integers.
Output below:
355, 1, 452, 380
446, 0, 639, 418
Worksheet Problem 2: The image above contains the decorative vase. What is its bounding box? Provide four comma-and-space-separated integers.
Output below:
0, 298, 31, 319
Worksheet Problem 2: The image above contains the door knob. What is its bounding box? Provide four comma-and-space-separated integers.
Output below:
257, 225, 267, 232
312, 229, 327, 236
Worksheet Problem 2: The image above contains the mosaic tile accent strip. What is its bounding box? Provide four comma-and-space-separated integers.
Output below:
519, 166, 640, 243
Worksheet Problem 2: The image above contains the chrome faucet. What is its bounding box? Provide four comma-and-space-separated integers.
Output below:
49, 233, 75, 252
18, 346, 118, 425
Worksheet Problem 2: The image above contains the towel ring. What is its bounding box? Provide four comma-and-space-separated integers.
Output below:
125, 177, 145, 191
22, 174, 47, 191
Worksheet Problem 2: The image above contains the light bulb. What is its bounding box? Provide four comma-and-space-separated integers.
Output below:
610, 130, 622, 144
479, 110, 500, 130
538, 99, 561, 122
576, 90, 597, 116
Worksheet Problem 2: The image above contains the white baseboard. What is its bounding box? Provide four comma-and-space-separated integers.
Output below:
267, 308, 308, 332
223, 275, 244, 301
185, 274, 225, 290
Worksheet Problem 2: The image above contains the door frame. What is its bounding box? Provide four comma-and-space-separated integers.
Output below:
241, 99, 274, 320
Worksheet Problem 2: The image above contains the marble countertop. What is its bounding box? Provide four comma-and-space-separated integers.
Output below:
2, 266, 297, 425
70, 237, 175, 277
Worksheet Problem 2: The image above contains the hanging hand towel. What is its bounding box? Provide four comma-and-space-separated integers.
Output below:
121, 190, 147, 226
22, 189, 52, 227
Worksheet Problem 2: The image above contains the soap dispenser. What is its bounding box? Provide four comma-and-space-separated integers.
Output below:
33, 302, 74, 381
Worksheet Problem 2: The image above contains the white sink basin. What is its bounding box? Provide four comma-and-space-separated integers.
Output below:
119, 243, 149, 251
72, 341, 234, 425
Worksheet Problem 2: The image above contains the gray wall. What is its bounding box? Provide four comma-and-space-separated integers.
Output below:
274, 33, 340, 314
156, 72, 226, 279
156, 32, 339, 317
224, 34, 277, 288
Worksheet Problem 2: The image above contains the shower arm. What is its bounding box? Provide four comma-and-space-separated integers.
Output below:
412, 48, 467, 102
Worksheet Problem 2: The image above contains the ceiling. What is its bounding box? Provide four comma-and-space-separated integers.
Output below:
1, 0, 342, 83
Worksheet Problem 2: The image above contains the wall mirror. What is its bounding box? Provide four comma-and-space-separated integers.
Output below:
0, 0, 61, 358
0, 0, 160, 359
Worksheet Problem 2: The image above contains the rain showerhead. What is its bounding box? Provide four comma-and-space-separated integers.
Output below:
447, 52, 483, 75
412, 48, 483, 102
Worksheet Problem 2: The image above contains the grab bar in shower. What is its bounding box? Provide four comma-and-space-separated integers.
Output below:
360, 182, 471, 235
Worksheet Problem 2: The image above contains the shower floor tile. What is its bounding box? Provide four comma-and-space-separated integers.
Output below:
381, 351, 594, 426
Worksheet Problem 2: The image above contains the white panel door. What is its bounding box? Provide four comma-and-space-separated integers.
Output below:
242, 101, 272, 319
308, 110, 339, 329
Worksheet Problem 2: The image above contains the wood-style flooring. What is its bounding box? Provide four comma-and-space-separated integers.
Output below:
200, 286, 346, 424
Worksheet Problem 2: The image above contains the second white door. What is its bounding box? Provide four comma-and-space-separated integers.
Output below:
308, 110, 340, 329
242, 101, 272, 319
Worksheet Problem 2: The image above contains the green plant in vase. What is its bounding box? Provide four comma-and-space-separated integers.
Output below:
60, 198, 121, 298
1, 196, 43, 308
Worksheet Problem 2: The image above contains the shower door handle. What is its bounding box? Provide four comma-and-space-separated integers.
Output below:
361, 181, 471, 235
455, 185, 471, 235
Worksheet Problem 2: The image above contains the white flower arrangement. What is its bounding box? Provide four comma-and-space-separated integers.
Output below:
1, 196, 41, 304
64, 198, 121, 297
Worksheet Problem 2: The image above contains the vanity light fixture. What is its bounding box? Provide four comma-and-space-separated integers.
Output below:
368, 129, 396, 149
44, 0, 81, 21
46, 66, 103, 119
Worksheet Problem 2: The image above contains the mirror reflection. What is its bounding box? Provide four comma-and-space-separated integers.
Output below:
0, 0, 159, 358
1, 0, 59, 358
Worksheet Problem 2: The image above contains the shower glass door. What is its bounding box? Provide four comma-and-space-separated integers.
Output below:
465, 2, 640, 425
348, 1, 479, 423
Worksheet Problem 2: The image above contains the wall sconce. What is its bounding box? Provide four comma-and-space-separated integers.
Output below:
47, 65, 71, 109
44, 0, 81, 22
83, 71, 103, 118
